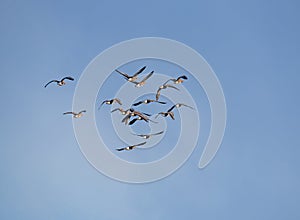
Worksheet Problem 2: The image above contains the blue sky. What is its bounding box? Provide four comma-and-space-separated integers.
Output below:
0, 0, 300, 219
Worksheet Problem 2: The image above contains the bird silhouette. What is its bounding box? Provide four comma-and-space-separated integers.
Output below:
116, 141, 147, 151
131, 131, 164, 139
115, 66, 146, 82
99, 98, 122, 109
132, 71, 154, 87
132, 99, 166, 106
44, 76, 74, 88
63, 110, 86, 118
156, 84, 180, 101
164, 75, 188, 84
155, 111, 175, 120
167, 103, 194, 112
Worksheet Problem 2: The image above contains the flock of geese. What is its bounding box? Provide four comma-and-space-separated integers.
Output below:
45, 66, 193, 152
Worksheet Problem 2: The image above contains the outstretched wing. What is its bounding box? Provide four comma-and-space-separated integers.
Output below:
163, 79, 175, 85
155, 113, 162, 119
111, 108, 122, 113
129, 118, 138, 125
116, 147, 125, 151
122, 114, 131, 124
152, 131, 164, 136
167, 105, 176, 112
166, 84, 180, 90
132, 66, 146, 77
135, 141, 147, 147
113, 98, 122, 105
98, 100, 107, 110
179, 103, 194, 110
177, 75, 188, 80
169, 112, 175, 120
142, 112, 151, 117
140, 71, 154, 83
115, 69, 129, 79
63, 112, 75, 115
79, 110, 86, 114
61, 76, 74, 81
132, 101, 143, 106
156, 87, 162, 101
156, 101, 167, 104
44, 80, 59, 88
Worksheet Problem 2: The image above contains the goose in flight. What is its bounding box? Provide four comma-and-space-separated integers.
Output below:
132, 99, 166, 106
156, 84, 180, 101
167, 103, 194, 112
99, 98, 122, 109
128, 116, 157, 125
111, 107, 132, 115
115, 66, 146, 82
44, 76, 74, 88
63, 110, 86, 118
155, 111, 175, 120
121, 109, 151, 125
132, 71, 154, 87
131, 131, 164, 139
164, 75, 188, 84
116, 141, 147, 151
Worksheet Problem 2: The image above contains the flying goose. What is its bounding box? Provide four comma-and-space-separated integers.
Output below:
132, 71, 154, 87
99, 98, 122, 109
131, 131, 164, 139
167, 103, 194, 112
156, 84, 180, 101
132, 99, 166, 106
116, 141, 147, 151
155, 111, 175, 120
115, 66, 146, 82
111, 108, 132, 115
164, 75, 188, 84
121, 109, 151, 125
128, 116, 157, 125
44, 76, 74, 88
63, 110, 86, 118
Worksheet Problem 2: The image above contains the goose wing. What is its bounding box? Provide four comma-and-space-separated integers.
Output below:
166, 84, 180, 90
135, 141, 147, 147
132, 66, 146, 77
177, 75, 188, 80
113, 98, 122, 105
115, 69, 129, 79
156, 87, 162, 101
140, 71, 154, 83
132, 101, 143, 106
44, 80, 59, 88
61, 76, 74, 81
63, 112, 75, 115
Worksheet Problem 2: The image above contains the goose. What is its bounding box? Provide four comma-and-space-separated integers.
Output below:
111, 108, 132, 115
115, 66, 146, 82
44, 76, 74, 88
132, 71, 154, 87
164, 75, 188, 84
167, 103, 194, 112
155, 111, 175, 120
121, 109, 151, 125
99, 98, 122, 109
63, 110, 86, 118
156, 84, 179, 101
131, 131, 164, 139
132, 99, 166, 106
128, 116, 157, 125
116, 141, 147, 151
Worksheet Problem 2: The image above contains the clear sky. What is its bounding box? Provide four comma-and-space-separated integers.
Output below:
0, 0, 300, 219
